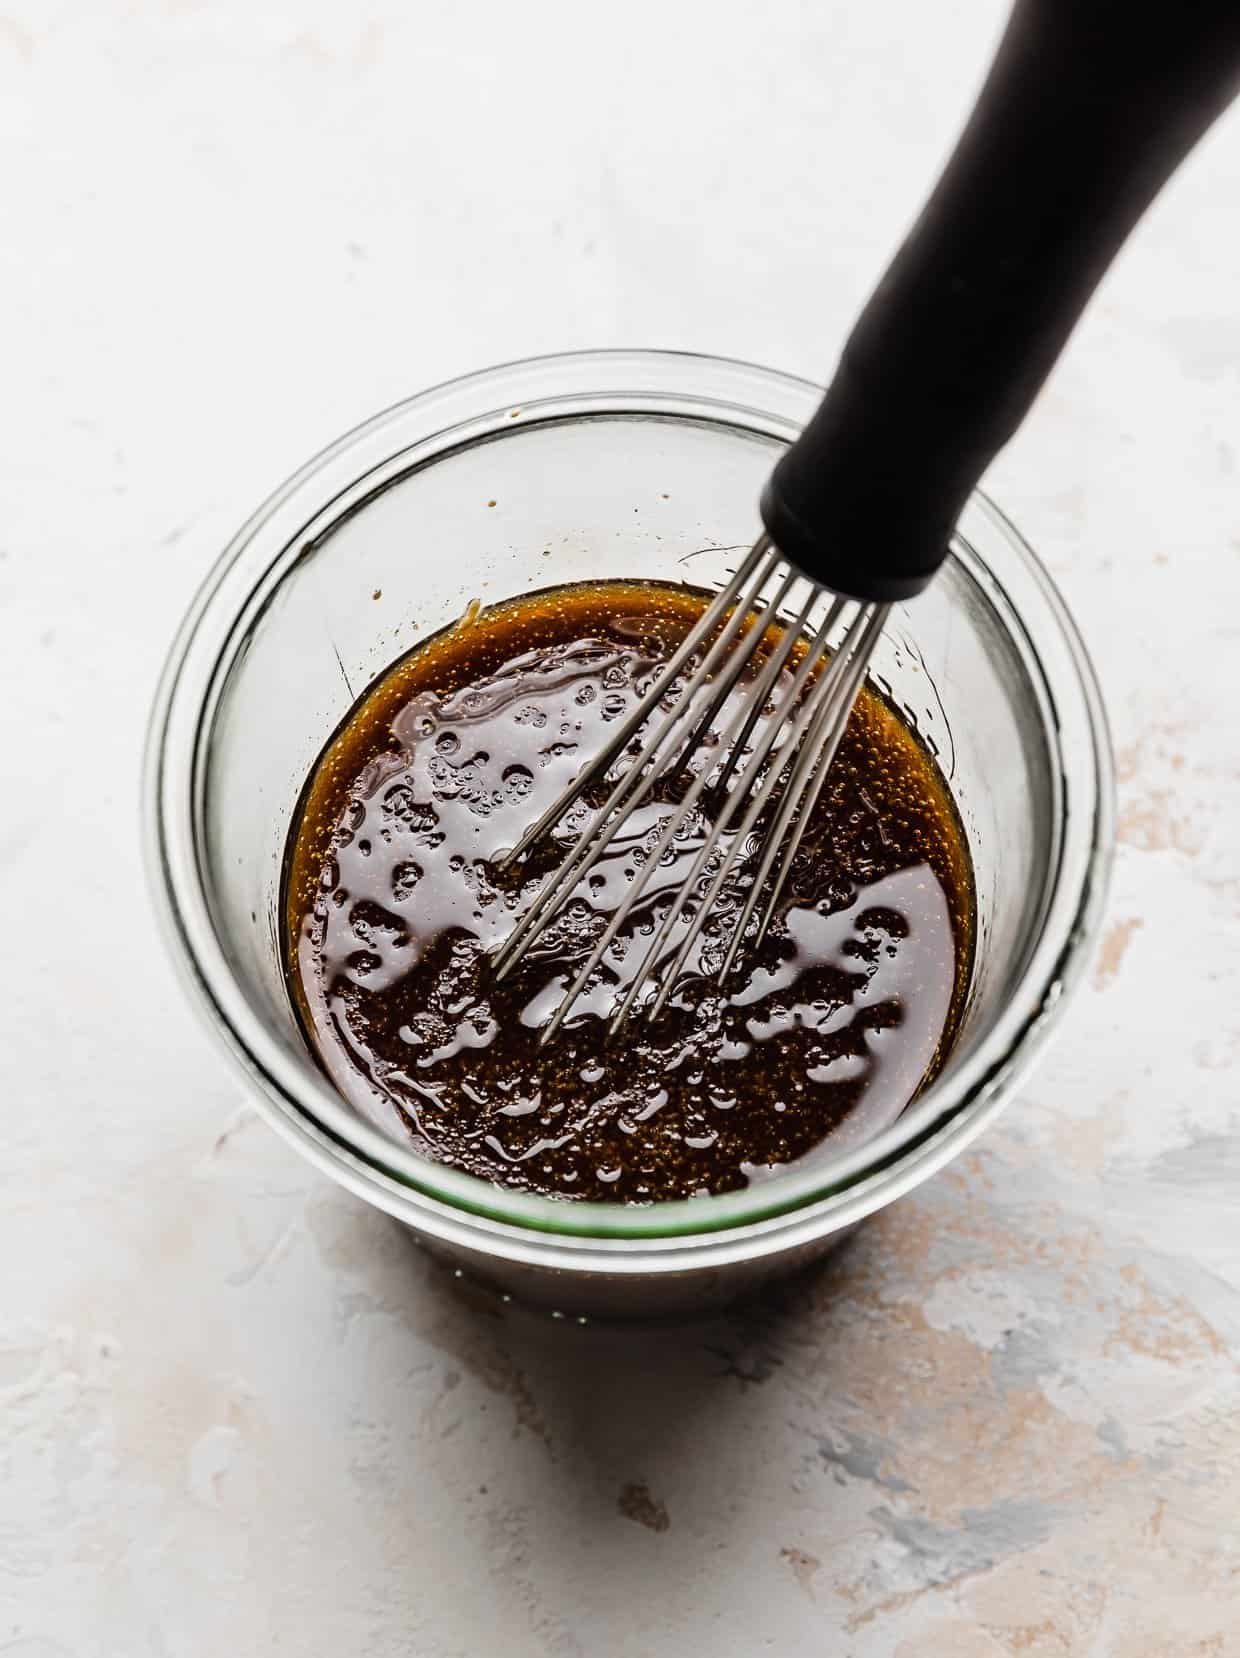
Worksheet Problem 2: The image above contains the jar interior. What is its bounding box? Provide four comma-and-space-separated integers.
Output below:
200, 410, 1057, 1164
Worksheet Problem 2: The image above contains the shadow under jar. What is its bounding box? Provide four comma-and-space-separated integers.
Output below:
146, 350, 1113, 1319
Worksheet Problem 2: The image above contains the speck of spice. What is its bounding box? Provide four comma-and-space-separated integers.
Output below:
487, 499, 496, 508
372, 589, 382, 600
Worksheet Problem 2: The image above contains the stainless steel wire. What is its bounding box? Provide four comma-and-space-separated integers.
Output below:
490, 534, 891, 1037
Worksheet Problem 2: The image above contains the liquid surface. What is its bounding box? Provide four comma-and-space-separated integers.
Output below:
284, 580, 974, 1203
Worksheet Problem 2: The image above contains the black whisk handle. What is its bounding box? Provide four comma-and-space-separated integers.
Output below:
763, 0, 1240, 603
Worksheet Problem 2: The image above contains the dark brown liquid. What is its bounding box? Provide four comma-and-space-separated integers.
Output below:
284, 580, 974, 1203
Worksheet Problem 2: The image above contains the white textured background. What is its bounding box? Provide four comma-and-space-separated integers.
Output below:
3, 2, 1239, 1653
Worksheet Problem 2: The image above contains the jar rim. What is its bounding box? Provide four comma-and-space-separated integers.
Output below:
144, 347, 1114, 1267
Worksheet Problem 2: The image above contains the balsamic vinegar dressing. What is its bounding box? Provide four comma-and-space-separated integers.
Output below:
283, 580, 974, 1203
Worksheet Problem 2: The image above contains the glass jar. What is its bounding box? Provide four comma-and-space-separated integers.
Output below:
145, 350, 1113, 1318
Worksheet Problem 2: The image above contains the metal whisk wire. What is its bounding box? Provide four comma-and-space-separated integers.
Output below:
644, 598, 888, 1024
492, 536, 782, 970
534, 580, 831, 1046
490, 531, 892, 1038
496, 535, 777, 874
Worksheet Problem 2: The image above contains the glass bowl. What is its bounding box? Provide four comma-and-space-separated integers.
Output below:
145, 349, 1113, 1318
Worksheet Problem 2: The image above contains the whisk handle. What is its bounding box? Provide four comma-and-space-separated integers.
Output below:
763, 0, 1240, 602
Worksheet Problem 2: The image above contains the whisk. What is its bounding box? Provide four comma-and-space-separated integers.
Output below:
495, 0, 1240, 1035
